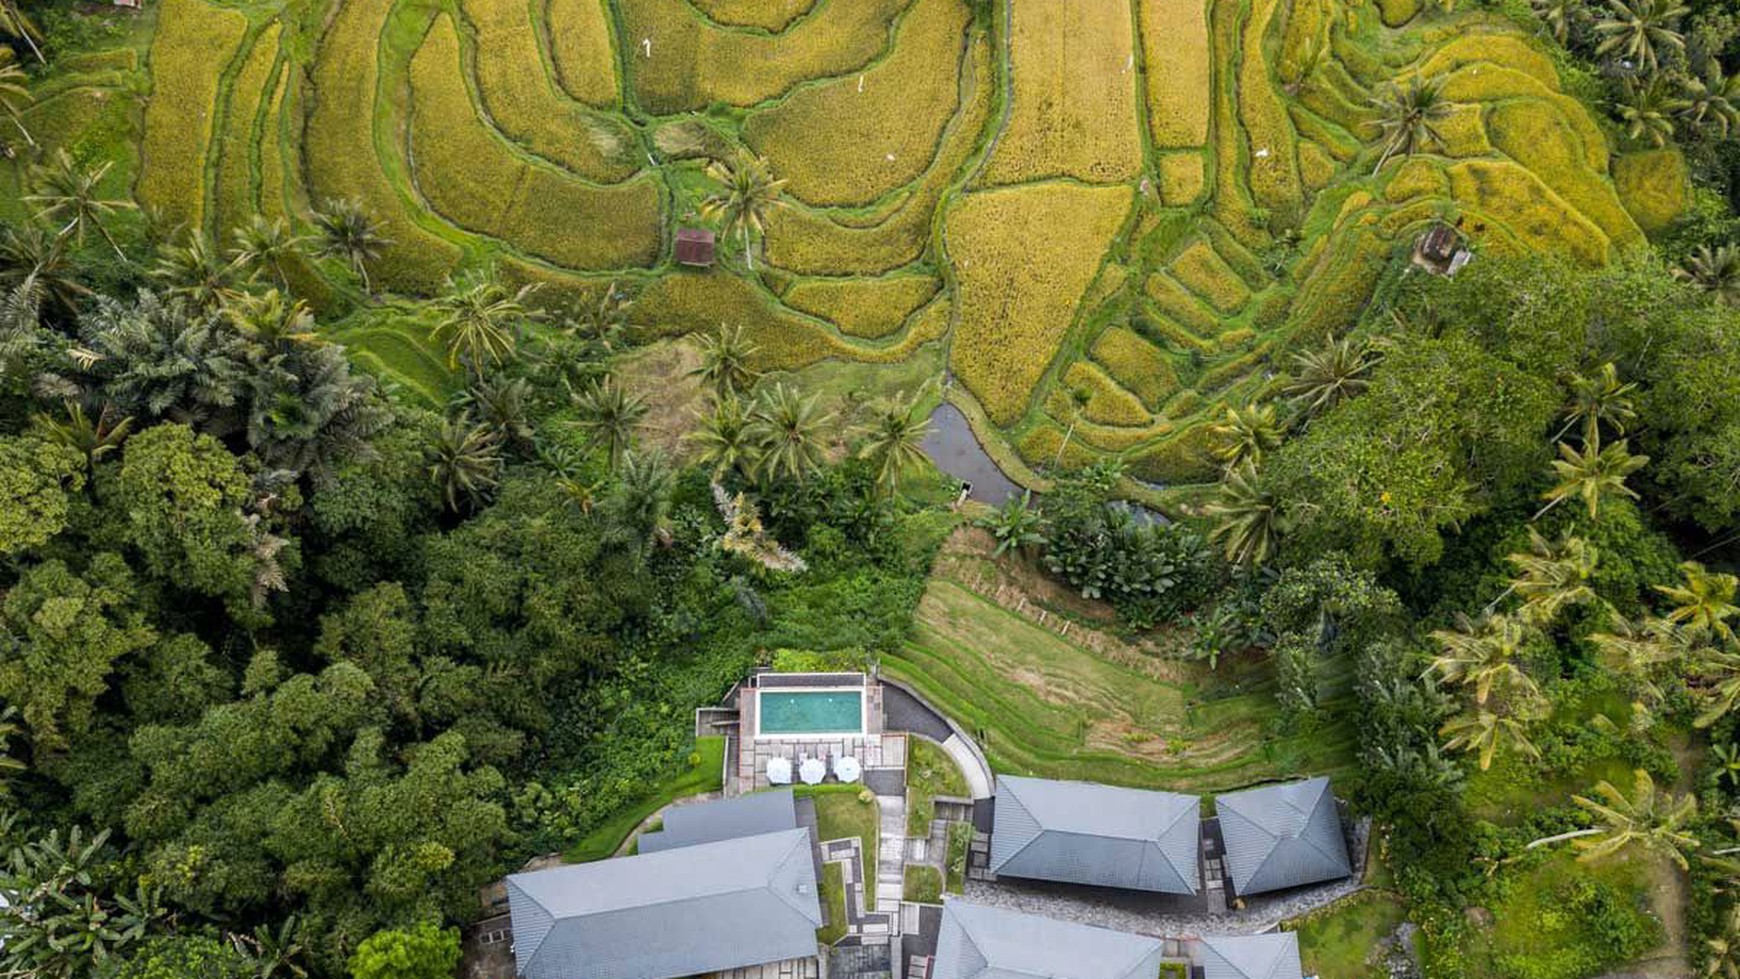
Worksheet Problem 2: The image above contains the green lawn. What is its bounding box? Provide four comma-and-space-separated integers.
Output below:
904, 865, 943, 904
945, 821, 973, 893
564, 735, 726, 863
1287, 890, 1410, 979
1457, 852, 1662, 979
884, 577, 1355, 791
803, 787, 880, 918
817, 862, 848, 945
906, 736, 971, 836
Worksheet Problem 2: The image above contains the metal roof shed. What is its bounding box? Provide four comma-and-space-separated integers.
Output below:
1199, 933, 1304, 979
675, 227, 716, 267
930, 900, 1165, 979
989, 775, 1201, 894
505, 828, 821, 979
1213, 776, 1351, 897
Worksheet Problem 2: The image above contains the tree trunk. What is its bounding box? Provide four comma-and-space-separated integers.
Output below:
742, 223, 754, 271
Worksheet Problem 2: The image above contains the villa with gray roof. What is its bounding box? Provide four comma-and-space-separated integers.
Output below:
1213, 777, 1352, 897
504, 828, 821, 979
635, 787, 797, 854
930, 900, 1166, 979
1199, 933, 1305, 979
988, 775, 1201, 894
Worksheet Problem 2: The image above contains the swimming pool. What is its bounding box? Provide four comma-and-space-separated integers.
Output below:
756, 689, 865, 737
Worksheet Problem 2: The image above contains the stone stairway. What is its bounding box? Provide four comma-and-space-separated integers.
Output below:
875, 794, 907, 915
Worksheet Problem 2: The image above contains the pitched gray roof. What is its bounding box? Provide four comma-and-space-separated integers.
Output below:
506, 828, 821, 979
1199, 933, 1304, 979
1214, 777, 1351, 896
636, 788, 797, 854
931, 900, 1165, 979
989, 775, 1201, 894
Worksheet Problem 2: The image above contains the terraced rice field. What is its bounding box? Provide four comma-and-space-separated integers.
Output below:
27, 0, 1665, 496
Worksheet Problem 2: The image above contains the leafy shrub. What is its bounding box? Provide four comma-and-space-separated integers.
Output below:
349, 922, 462, 979
771, 648, 870, 673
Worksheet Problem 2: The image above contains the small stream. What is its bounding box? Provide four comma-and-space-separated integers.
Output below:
920, 403, 1022, 505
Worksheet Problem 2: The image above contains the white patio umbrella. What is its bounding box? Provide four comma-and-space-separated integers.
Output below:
799, 757, 827, 785
766, 757, 793, 785
833, 756, 862, 784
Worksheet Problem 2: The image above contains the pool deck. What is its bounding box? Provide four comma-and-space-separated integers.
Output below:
734, 674, 897, 794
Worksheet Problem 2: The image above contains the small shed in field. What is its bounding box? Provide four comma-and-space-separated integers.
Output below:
676, 227, 716, 267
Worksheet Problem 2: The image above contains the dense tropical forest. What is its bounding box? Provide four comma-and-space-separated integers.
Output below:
4, 0, 1740, 976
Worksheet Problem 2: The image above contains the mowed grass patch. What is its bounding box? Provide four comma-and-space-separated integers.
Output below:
137, 0, 247, 229
983, 0, 1143, 185
545, 0, 618, 106
945, 182, 1133, 426
460, 0, 636, 182
690, 0, 816, 31
1138, 0, 1211, 148
306, 0, 460, 293
743, 0, 967, 207
784, 275, 941, 339
885, 576, 1356, 791
408, 16, 660, 271
620, 0, 911, 113
211, 26, 282, 234
1092, 325, 1179, 409
764, 32, 993, 275
1286, 890, 1410, 979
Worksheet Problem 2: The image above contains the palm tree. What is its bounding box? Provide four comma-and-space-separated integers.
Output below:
1572, 768, 1699, 870
25, 150, 135, 259
1505, 529, 1601, 627
151, 228, 245, 311
1368, 75, 1451, 174
690, 395, 757, 479
978, 490, 1046, 559
223, 289, 319, 356
230, 215, 306, 291
0, 61, 34, 156
1203, 461, 1287, 567
700, 153, 786, 271
688, 324, 761, 402
29, 400, 133, 476
570, 375, 647, 469
857, 389, 932, 498
1616, 77, 1685, 147
1595, 0, 1688, 72
1533, 0, 1584, 43
0, 0, 45, 63
458, 376, 535, 455
751, 382, 833, 485
566, 280, 630, 352
431, 271, 538, 376
1209, 403, 1283, 470
1677, 67, 1740, 139
312, 198, 390, 293
1282, 334, 1380, 420
1428, 612, 1540, 706
0, 705, 27, 794
1694, 648, 1740, 728
1676, 244, 1740, 306
1590, 617, 1687, 726
1657, 561, 1740, 643
1557, 362, 1638, 444
1537, 438, 1647, 520
604, 450, 675, 546
0, 223, 90, 322
426, 413, 503, 513
1441, 704, 1542, 771
1707, 906, 1740, 979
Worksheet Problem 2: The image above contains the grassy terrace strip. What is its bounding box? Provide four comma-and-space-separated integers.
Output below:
459, 0, 637, 183
408, 15, 661, 271
1058, 362, 1151, 428
544, 0, 619, 106
563, 735, 726, 863
783, 275, 942, 340
981, 0, 1142, 185
689, 0, 817, 31
619, 0, 912, 113
945, 182, 1133, 427
743, 0, 968, 207
1238, 0, 1303, 217
136, 0, 247, 229
211, 25, 282, 234
1138, 0, 1211, 148
1092, 326, 1180, 409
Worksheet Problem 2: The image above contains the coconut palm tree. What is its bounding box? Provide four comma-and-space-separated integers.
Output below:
1368, 75, 1452, 174
857, 388, 932, 498
0, 222, 90, 322
1572, 768, 1699, 869
978, 490, 1046, 559
570, 375, 647, 470
690, 395, 757, 480
0, 61, 34, 156
1281, 334, 1380, 421
1533, 0, 1585, 43
1616, 77, 1686, 147
1657, 561, 1740, 643
604, 450, 675, 547
688, 324, 761, 402
1537, 438, 1647, 520
1696, 648, 1740, 728
426, 413, 503, 513
1209, 403, 1283, 471
1595, 0, 1688, 72
1505, 530, 1601, 627
1440, 703, 1543, 771
151, 228, 246, 311
0, 0, 45, 63
1428, 612, 1540, 706
230, 215, 306, 291
29, 400, 133, 476
1590, 616, 1687, 726
1707, 906, 1740, 979
700, 153, 786, 271
458, 376, 535, 456
0, 705, 25, 794
751, 382, 833, 485
223, 289, 320, 357
25, 150, 135, 259
1676, 244, 1740, 306
312, 198, 390, 293
565, 280, 630, 353
1204, 461, 1287, 567
431, 271, 538, 376
1557, 362, 1638, 444
1677, 66, 1740, 139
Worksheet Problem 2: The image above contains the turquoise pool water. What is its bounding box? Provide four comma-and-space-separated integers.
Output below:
758, 690, 864, 735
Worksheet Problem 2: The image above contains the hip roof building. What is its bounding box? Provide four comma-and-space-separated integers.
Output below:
1199, 933, 1305, 979
1213, 776, 1351, 897
989, 774, 1201, 894
931, 900, 1166, 979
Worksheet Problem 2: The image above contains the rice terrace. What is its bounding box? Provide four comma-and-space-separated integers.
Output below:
0, 0, 1661, 494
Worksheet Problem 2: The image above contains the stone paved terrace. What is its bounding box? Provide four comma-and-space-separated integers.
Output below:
711, 956, 821, 979
739, 733, 907, 794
